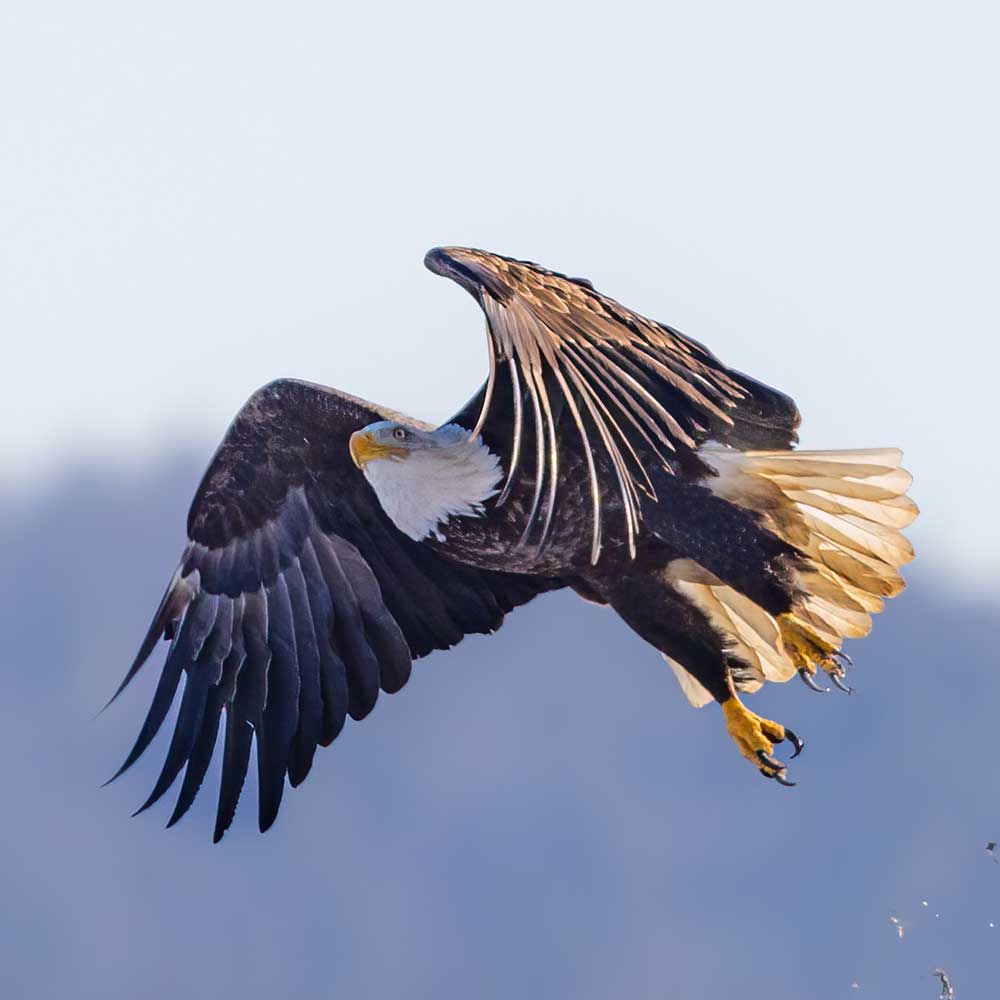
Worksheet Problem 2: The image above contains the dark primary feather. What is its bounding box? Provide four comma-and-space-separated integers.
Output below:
112, 379, 560, 840
426, 247, 801, 563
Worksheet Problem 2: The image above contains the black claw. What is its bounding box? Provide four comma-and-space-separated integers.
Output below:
784, 727, 804, 759
799, 668, 830, 693
832, 649, 853, 671
832, 672, 855, 694
756, 750, 785, 771
759, 768, 776, 780
775, 771, 797, 787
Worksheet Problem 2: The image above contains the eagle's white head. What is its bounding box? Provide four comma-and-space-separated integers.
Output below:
349, 421, 502, 542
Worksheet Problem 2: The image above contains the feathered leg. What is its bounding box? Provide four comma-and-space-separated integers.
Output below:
697, 444, 918, 693
641, 447, 916, 696
588, 563, 803, 784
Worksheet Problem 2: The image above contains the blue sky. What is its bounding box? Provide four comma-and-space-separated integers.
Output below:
2, 2, 998, 592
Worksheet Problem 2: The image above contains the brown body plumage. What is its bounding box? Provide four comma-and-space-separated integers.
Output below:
109, 247, 916, 838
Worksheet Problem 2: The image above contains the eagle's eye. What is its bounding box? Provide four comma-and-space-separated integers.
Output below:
393, 427, 407, 442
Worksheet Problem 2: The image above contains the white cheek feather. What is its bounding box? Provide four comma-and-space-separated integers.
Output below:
362, 431, 503, 541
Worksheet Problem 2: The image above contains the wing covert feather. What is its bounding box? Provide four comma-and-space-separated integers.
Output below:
427, 247, 800, 562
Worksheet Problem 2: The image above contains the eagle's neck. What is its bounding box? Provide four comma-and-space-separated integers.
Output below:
362, 426, 503, 541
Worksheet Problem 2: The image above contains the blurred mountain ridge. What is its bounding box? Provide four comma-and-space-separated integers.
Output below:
0, 456, 996, 1000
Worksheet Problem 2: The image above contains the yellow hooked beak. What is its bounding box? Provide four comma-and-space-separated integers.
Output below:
349, 430, 408, 469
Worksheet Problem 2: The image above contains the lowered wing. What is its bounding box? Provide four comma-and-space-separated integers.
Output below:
110, 378, 558, 840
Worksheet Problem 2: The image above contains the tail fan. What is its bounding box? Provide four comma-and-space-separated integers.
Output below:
666, 445, 918, 706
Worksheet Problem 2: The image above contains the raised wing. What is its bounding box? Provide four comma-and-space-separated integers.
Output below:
425, 247, 801, 563
110, 379, 557, 840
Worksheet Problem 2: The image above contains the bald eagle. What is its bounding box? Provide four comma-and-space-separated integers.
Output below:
109, 247, 917, 840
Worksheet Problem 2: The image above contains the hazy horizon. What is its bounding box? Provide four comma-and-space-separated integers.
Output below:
1, 453, 998, 999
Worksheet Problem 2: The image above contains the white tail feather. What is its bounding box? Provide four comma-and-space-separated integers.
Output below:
704, 442, 916, 606
663, 655, 715, 708
661, 443, 918, 706
663, 559, 797, 705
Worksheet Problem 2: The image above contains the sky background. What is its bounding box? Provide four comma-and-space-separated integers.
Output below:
2, 3, 998, 998
3, 1, 998, 590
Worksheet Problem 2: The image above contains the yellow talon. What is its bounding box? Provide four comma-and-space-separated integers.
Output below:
721, 695, 803, 783
778, 613, 850, 689
778, 613, 834, 669
722, 697, 786, 771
